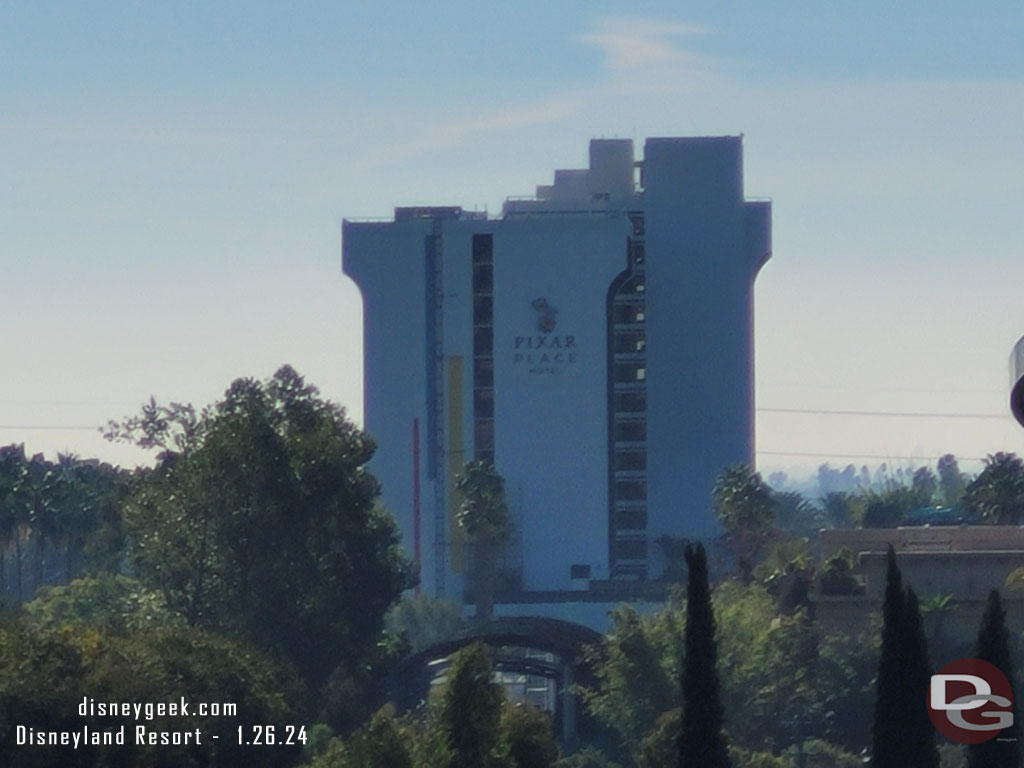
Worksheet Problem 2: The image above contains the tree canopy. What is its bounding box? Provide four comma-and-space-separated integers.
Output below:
963, 452, 1024, 524
108, 366, 408, 703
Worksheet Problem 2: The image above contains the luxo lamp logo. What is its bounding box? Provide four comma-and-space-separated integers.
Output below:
928, 658, 1015, 744
531, 297, 558, 333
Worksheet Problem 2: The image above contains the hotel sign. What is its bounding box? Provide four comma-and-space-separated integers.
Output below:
512, 297, 578, 375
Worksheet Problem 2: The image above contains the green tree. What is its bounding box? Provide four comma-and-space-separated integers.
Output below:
871, 547, 938, 768
321, 711, 416, 768
577, 604, 682, 753
819, 547, 860, 596
963, 452, 1024, 524
820, 491, 860, 529
636, 708, 681, 768
0, 619, 305, 768
109, 366, 408, 704
714, 464, 779, 580
861, 486, 925, 528
903, 589, 940, 768
968, 590, 1020, 768
23, 573, 180, 634
713, 465, 776, 531
455, 460, 512, 623
553, 746, 621, 768
0, 446, 126, 608
771, 491, 823, 537
679, 543, 729, 768
919, 593, 957, 663
436, 642, 507, 768
0, 445, 26, 605
385, 594, 465, 654
937, 454, 967, 507
912, 466, 939, 503
502, 701, 559, 768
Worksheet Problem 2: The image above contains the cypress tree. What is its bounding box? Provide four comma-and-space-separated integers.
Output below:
872, 546, 907, 767
872, 548, 938, 767
968, 590, 1020, 768
438, 642, 505, 768
904, 588, 939, 768
678, 542, 730, 768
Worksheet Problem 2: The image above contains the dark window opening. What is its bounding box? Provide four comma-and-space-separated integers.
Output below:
474, 389, 494, 418
612, 304, 645, 324
614, 392, 646, 413
615, 480, 647, 500
570, 564, 591, 579
614, 363, 646, 382
474, 420, 494, 451
614, 332, 646, 354
472, 234, 493, 263
473, 295, 493, 325
615, 508, 647, 530
474, 358, 494, 385
614, 420, 646, 442
614, 450, 647, 471
620, 277, 645, 294
472, 263, 493, 293
616, 539, 647, 560
473, 327, 493, 355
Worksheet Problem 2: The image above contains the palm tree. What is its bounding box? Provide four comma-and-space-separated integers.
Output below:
713, 464, 778, 580
455, 461, 511, 623
963, 452, 1024, 524
0, 444, 31, 606
919, 593, 956, 662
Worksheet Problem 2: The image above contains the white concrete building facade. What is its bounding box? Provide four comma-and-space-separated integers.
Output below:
343, 137, 770, 623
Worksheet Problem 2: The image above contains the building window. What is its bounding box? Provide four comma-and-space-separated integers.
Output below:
613, 303, 645, 324
473, 327, 493, 355
616, 539, 647, 560
614, 332, 646, 354
474, 358, 494, 387
472, 234, 495, 462
472, 263, 493, 293
570, 564, 591, 579
608, 221, 648, 578
614, 391, 646, 413
614, 420, 646, 442
615, 480, 646, 500
614, 363, 646, 382
473, 295, 493, 325
615, 507, 647, 530
474, 389, 494, 418
614, 450, 646, 471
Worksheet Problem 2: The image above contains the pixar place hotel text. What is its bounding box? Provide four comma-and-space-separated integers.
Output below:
13, 696, 307, 751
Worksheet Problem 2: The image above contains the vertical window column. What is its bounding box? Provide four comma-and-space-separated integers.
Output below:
608, 213, 648, 578
472, 234, 495, 464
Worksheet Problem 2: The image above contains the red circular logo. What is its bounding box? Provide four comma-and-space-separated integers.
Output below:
928, 658, 1015, 744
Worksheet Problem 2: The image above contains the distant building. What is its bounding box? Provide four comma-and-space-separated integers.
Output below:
343, 137, 771, 628
814, 527, 1024, 645
1012, 335, 1024, 428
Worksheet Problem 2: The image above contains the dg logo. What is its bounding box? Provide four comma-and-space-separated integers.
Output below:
928, 658, 1015, 744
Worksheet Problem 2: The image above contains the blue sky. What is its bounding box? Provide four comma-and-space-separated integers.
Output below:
2, 1, 1023, 482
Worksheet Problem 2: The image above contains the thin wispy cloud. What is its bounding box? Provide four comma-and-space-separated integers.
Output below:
576, 16, 728, 95
578, 17, 711, 72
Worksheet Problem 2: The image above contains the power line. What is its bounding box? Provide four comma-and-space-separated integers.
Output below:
757, 407, 1008, 420
758, 450, 988, 461
0, 425, 100, 431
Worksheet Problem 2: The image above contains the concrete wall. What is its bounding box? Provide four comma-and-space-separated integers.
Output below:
822, 526, 1024, 558
492, 215, 630, 589
642, 137, 770, 545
